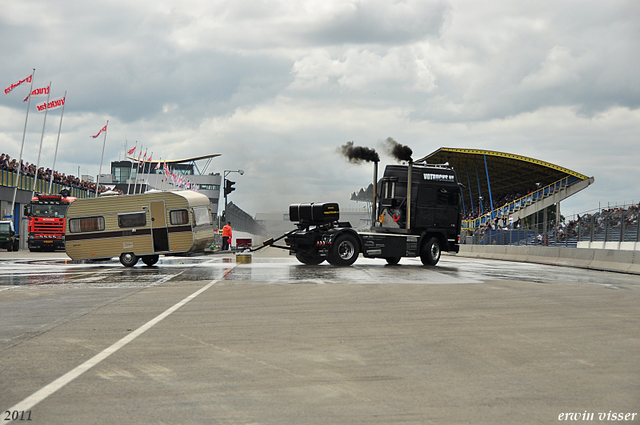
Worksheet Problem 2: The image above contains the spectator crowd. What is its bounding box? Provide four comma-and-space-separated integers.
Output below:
562, 204, 639, 241
1, 152, 104, 194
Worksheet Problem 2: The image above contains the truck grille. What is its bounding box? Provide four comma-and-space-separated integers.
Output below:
32, 220, 65, 233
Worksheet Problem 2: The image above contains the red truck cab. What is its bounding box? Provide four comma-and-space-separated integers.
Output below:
24, 192, 77, 252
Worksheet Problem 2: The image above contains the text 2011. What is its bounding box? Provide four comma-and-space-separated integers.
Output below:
4, 411, 32, 421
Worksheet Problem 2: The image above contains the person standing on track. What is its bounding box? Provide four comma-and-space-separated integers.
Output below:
222, 222, 233, 251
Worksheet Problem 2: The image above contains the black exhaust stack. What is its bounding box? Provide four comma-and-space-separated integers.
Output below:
372, 160, 378, 228
406, 160, 412, 230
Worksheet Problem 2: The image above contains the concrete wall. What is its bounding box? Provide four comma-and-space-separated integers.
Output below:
457, 244, 640, 275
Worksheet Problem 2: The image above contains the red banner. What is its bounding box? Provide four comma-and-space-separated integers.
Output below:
4, 74, 33, 95
35, 96, 65, 113
91, 125, 107, 138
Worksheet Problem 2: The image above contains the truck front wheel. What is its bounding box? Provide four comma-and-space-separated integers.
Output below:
119, 252, 138, 267
420, 237, 441, 266
328, 233, 359, 267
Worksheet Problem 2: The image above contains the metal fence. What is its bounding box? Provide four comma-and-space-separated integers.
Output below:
1, 169, 93, 199
464, 207, 639, 247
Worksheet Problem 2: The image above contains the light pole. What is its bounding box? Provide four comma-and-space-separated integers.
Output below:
223, 169, 244, 222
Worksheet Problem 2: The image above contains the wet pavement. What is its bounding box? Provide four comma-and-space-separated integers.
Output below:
2, 250, 638, 289
0, 249, 639, 424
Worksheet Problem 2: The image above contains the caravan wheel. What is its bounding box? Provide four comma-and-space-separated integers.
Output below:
119, 252, 138, 267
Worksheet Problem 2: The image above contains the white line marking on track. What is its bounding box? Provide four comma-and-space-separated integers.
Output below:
3, 264, 236, 422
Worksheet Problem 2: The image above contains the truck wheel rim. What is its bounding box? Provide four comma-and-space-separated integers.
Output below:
338, 241, 355, 260
431, 243, 440, 259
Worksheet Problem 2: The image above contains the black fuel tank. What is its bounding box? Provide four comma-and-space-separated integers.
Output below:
289, 202, 340, 225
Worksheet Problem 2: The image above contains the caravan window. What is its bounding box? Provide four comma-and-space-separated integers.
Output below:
118, 212, 147, 228
170, 210, 189, 225
192, 206, 211, 226
69, 216, 105, 233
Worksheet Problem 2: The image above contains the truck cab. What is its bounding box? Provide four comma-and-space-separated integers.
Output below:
24, 192, 76, 251
375, 163, 461, 242
284, 162, 462, 267
362, 163, 462, 265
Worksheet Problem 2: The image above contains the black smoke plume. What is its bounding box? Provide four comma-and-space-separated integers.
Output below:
384, 137, 413, 162
340, 141, 380, 163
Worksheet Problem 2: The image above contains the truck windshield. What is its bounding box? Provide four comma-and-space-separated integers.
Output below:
32, 204, 68, 218
0, 223, 11, 232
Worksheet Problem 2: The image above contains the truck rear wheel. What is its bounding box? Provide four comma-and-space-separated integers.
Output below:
295, 253, 324, 265
420, 237, 441, 266
327, 233, 359, 267
142, 255, 159, 266
119, 252, 138, 267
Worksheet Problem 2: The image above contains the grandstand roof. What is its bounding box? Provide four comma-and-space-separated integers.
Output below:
417, 147, 590, 204
126, 153, 221, 165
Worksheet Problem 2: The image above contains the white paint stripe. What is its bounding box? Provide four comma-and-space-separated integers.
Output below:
4, 265, 236, 420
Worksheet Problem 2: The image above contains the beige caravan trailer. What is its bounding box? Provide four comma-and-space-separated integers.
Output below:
65, 191, 215, 266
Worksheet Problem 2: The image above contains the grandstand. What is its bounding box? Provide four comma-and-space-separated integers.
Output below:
419, 147, 595, 237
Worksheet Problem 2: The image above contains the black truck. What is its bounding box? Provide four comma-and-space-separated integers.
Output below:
280, 161, 462, 266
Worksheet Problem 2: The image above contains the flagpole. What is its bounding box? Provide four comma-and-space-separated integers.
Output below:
145, 152, 153, 193
49, 91, 67, 194
139, 153, 146, 194
96, 120, 108, 197
126, 143, 136, 195
133, 146, 142, 194
32, 81, 52, 199
10, 68, 35, 224
137, 148, 147, 194
141, 150, 150, 194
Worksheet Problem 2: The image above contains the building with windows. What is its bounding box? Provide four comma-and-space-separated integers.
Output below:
109, 154, 223, 219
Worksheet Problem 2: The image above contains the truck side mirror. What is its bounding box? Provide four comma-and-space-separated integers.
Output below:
23, 205, 30, 217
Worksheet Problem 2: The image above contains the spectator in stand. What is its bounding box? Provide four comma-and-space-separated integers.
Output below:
0, 152, 106, 194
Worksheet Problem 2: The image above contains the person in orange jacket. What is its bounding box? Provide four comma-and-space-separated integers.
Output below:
222, 222, 232, 251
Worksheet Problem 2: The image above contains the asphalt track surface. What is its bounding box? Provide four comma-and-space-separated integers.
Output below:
0, 249, 638, 424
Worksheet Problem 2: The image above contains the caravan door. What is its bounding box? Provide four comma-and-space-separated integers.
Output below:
150, 200, 170, 252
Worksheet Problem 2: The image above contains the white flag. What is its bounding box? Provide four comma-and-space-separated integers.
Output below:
36, 96, 65, 113
24, 86, 50, 102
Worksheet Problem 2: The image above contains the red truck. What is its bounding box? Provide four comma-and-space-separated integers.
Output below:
24, 191, 77, 252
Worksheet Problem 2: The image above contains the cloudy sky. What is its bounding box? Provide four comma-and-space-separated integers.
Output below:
1, 0, 639, 218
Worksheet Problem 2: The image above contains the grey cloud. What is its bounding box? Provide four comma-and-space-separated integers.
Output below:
301, 0, 450, 45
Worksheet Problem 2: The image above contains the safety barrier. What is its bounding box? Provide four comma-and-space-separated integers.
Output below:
457, 245, 640, 275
